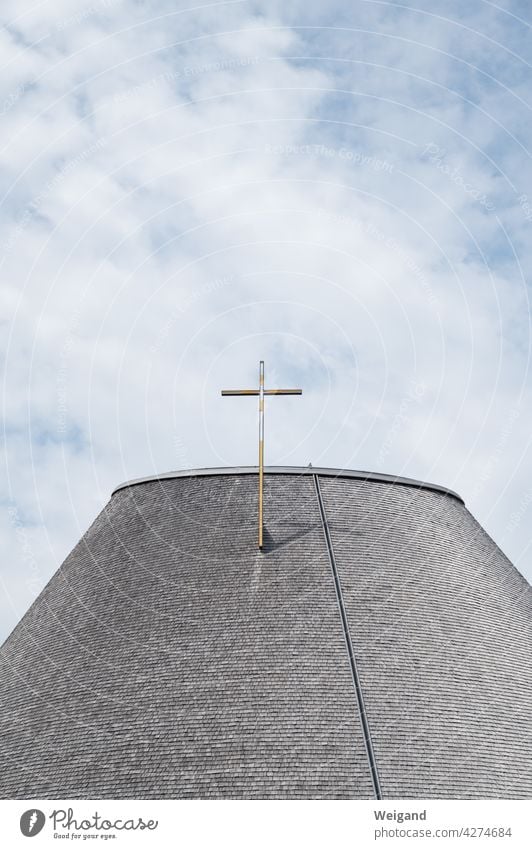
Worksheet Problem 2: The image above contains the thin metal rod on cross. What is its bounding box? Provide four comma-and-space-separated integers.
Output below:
221, 360, 302, 550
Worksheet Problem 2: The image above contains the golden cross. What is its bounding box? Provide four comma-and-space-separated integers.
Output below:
221, 360, 302, 550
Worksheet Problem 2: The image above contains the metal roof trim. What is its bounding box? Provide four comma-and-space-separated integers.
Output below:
112, 465, 464, 503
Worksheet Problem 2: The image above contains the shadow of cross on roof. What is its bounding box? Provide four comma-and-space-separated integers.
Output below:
261, 520, 318, 553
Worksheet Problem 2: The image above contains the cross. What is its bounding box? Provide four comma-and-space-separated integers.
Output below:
221, 360, 302, 550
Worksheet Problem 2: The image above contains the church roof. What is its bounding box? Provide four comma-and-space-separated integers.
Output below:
0, 467, 530, 798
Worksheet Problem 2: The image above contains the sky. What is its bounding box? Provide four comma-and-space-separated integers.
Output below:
2, 0, 532, 642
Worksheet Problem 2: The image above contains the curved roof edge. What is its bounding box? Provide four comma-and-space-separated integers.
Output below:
112, 465, 464, 504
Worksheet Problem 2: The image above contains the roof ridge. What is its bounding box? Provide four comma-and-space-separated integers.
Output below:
112, 465, 464, 503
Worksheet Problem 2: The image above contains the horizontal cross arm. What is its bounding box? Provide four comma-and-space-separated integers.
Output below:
263, 389, 303, 395
221, 389, 260, 396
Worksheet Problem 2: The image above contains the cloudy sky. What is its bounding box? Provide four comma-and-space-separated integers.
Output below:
2, 0, 532, 641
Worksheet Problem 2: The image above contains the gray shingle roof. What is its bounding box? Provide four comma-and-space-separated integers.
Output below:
0, 468, 530, 798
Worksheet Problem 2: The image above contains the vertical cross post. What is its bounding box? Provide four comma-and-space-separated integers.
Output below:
221, 361, 302, 550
